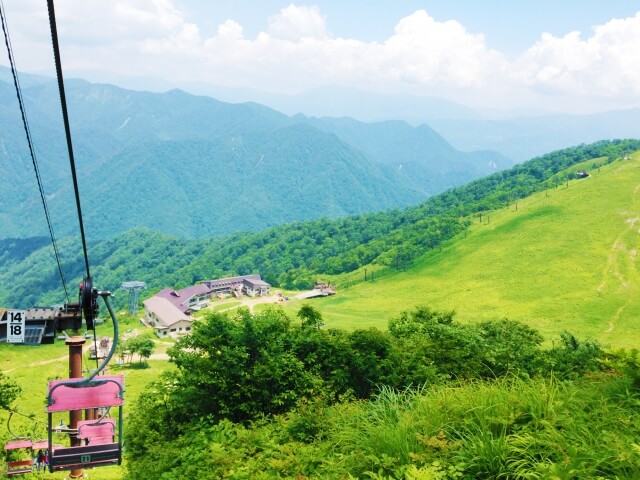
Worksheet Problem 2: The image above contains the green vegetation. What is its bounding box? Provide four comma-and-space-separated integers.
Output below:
117, 336, 155, 365
2, 140, 638, 314
123, 306, 639, 479
307, 148, 640, 347
0, 371, 20, 411
3, 137, 640, 477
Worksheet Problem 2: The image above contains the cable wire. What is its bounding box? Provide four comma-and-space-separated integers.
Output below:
0, 0, 69, 302
46, 0, 91, 280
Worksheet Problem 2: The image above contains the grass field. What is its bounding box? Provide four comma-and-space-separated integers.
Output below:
284, 153, 640, 349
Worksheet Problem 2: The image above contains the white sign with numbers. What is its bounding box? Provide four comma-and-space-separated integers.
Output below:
7, 310, 25, 343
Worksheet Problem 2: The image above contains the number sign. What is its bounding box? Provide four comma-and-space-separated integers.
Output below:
7, 310, 25, 343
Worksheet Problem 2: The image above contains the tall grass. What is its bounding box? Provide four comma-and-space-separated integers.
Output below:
329, 385, 425, 477
325, 374, 640, 479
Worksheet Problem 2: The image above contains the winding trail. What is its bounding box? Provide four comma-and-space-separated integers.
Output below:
598, 183, 640, 333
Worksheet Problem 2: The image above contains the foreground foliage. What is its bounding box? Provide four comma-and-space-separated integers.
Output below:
124, 306, 630, 479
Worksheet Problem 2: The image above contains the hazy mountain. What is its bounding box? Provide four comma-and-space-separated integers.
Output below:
18, 68, 640, 163
302, 116, 512, 196
180, 80, 640, 163
0, 70, 507, 239
427, 109, 640, 162
231, 85, 481, 123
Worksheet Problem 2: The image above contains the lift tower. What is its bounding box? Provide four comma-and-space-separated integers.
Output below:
120, 281, 146, 315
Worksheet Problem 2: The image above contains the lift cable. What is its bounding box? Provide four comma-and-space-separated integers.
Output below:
46, 1, 103, 379
0, 0, 70, 302
6, 409, 48, 438
46, 0, 91, 281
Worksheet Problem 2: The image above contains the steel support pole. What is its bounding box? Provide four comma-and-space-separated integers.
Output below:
66, 336, 85, 479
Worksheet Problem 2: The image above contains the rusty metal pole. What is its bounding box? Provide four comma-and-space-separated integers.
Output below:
66, 336, 85, 479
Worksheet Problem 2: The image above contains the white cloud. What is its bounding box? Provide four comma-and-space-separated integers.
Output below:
2, 1, 639, 110
267, 4, 327, 41
514, 12, 640, 97
380, 10, 506, 88
182, 9, 505, 92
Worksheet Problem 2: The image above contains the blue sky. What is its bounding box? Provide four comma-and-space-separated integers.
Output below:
2, 1, 640, 114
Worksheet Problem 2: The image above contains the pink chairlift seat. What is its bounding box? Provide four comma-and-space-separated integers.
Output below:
76, 418, 116, 445
4, 440, 32, 450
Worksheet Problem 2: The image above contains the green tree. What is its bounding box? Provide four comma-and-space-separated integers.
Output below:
130, 337, 155, 363
297, 304, 324, 329
477, 319, 543, 376
168, 308, 321, 423
0, 371, 20, 411
347, 328, 394, 398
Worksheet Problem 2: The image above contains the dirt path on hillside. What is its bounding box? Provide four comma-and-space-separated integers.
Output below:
2, 345, 93, 374
598, 198, 640, 333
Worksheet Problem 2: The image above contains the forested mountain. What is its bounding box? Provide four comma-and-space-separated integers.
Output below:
206, 83, 640, 162
302, 117, 510, 196
0, 68, 508, 240
1, 140, 636, 309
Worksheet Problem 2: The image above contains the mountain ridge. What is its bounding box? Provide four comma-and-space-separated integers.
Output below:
0, 72, 506, 239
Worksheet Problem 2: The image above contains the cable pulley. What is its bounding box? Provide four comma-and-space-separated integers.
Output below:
80, 276, 98, 330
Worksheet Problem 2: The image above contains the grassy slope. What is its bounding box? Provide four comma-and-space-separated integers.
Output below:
284, 153, 640, 348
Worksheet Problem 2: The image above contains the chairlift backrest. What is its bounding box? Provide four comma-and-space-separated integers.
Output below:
4, 440, 31, 450
31, 440, 49, 450
77, 419, 115, 445
47, 375, 124, 412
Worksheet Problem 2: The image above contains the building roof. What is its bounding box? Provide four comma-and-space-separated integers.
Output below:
147, 274, 271, 318
203, 274, 263, 289
156, 284, 210, 313
243, 277, 270, 288
143, 297, 192, 328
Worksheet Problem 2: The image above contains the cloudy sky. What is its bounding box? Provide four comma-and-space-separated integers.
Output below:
2, 0, 640, 115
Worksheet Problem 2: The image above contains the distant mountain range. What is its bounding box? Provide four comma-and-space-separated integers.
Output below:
0, 67, 510, 239
171, 79, 640, 163
158, 81, 640, 162
37, 68, 640, 162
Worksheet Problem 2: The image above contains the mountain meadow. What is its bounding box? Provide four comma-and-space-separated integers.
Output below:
2, 139, 640, 478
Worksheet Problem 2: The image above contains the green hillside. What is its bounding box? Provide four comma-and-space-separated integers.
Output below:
300, 153, 640, 348
4, 144, 640, 479
1, 140, 638, 333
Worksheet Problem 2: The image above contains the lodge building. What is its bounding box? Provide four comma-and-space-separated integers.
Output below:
142, 274, 271, 337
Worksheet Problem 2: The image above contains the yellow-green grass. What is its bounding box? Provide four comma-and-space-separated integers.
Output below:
287, 154, 640, 349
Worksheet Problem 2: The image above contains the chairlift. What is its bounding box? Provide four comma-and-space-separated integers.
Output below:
44, 280, 124, 473
46, 375, 124, 472
4, 439, 33, 476
3, 412, 51, 476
